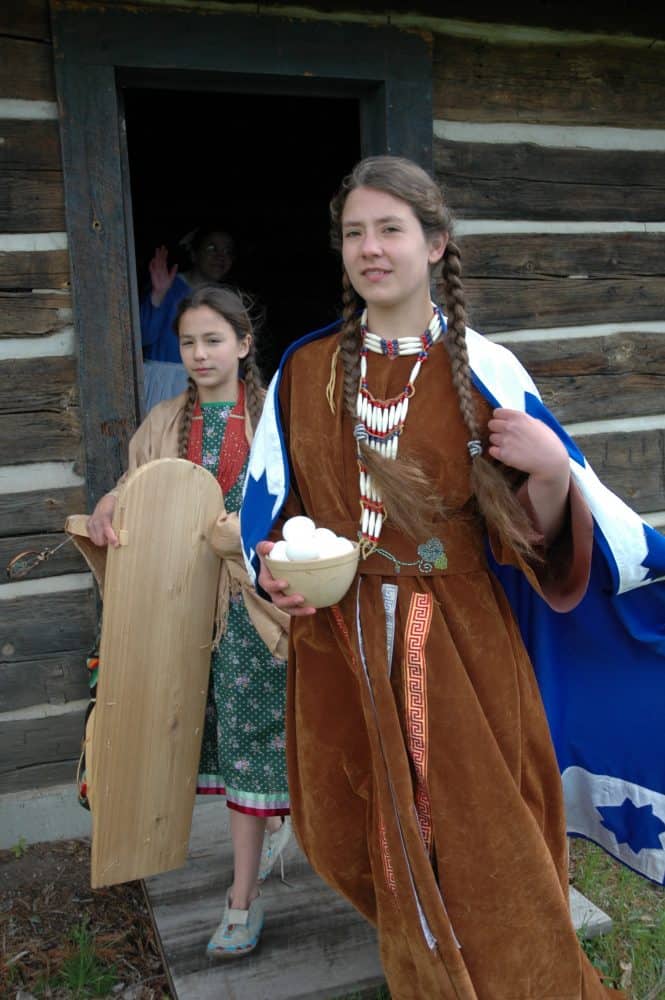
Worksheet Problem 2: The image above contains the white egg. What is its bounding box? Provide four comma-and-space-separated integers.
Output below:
313, 527, 337, 544
333, 536, 355, 554
285, 538, 320, 561
269, 540, 290, 561
317, 537, 343, 559
282, 516, 316, 542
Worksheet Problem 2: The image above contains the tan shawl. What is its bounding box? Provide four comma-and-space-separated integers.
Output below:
70, 390, 289, 660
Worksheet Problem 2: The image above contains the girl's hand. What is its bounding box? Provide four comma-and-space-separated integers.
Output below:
488, 408, 571, 543
487, 408, 569, 483
256, 540, 317, 616
148, 245, 178, 307
87, 494, 120, 548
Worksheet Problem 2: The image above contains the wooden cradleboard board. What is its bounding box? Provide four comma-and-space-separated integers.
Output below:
66, 458, 222, 888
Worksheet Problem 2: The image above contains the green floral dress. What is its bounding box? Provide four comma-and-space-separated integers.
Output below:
196, 402, 289, 816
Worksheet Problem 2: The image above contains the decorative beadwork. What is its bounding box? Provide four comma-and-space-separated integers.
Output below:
356, 307, 443, 555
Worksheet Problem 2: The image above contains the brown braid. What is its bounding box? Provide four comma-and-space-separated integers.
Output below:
178, 377, 198, 458
242, 338, 266, 431
442, 243, 537, 558
330, 155, 539, 556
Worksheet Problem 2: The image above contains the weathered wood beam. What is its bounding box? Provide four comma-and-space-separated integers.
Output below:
574, 429, 665, 512
0, 759, 80, 795
434, 140, 665, 221
456, 276, 665, 333
0, 120, 62, 171
433, 36, 665, 127
0, 249, 69, 289
0, 531, 86, 580
0, 0, 51, 43
0, 291, 72, 337
504, 333, 665, 423
0, 709, 86, 781
0, 175, 66, 233
0, 650, 89, 712
0, 357, 78, 412
0, 586, 96, 661
0, 410, 81, 464
0, 485, 87, 536
0, 38, 55, 102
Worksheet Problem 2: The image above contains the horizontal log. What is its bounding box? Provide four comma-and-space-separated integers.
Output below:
0, 485, 87, 536
0, 650, 90, 712
0, 173, 66, 233
0, 758, 79, 795
506, 332, 665, 423
459, 232, 665, 280
0, 409, 81, 464
453, 275, 665, 334
0, 707, 85, 778
0, 120, 62, 172
0, 249, 70, 290
0, 531, 87, 581
0, 290, 72, 337
573, 429, 665, 513
433, 36, 665, 128
434, 140, 665, 221
0, 585, 96, 661
0, 37, 55, 102
0, 0, 51, 42
0, 357, 78, 413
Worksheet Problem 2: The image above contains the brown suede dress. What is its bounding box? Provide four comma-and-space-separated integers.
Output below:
278, 333, 616, 999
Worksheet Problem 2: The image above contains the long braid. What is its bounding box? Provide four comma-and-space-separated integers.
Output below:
339, 271, 362, 420
178, 377, 198, 458
442, 243, 537, 558
243, 340, 265, 431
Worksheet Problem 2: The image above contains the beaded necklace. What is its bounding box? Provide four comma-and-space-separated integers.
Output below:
354, 306, 443, 556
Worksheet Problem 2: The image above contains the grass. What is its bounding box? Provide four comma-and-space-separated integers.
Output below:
35, 918, 118, 998
570, 839, 665, 998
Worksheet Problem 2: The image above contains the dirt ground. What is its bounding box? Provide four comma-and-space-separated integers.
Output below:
0, 837, 172, 999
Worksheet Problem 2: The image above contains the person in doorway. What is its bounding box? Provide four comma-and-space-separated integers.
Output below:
139, 228, 238, 409
238, 155, 665, 996
88, 285, 292, 958
140, 227, 236, 363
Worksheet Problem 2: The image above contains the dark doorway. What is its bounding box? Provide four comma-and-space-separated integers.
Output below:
123, 88, 361, 380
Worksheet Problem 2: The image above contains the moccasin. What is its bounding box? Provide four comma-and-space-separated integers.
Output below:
258, 816, 292, 882
207, 891, 264, 958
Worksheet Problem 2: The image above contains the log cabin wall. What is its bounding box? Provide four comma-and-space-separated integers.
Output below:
0, 0, 96, 813
0, 0, 663, 828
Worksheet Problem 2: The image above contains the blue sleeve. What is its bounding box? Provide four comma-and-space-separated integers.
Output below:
140, 277, 188, 361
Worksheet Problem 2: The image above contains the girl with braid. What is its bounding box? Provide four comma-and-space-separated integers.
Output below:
246, 157, 622, 997
87, 285, 292, 959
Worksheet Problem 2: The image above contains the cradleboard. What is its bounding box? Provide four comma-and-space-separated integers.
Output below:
65, 458, 222, 888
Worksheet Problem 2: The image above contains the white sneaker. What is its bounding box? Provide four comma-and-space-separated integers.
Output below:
258, 817, 292, 882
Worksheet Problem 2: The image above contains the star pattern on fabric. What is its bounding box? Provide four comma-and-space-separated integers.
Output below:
598, 798, 665, 853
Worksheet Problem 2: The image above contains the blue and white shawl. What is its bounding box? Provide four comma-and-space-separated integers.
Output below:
241, 319, 665, 884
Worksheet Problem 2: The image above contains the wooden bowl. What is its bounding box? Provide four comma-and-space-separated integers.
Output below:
265, 541, 360, 608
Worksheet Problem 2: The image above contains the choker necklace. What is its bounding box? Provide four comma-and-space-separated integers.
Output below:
354, 306, 443, 556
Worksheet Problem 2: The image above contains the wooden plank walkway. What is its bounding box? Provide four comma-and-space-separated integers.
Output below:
144, 801, 612, 999
143, 800, 385, 999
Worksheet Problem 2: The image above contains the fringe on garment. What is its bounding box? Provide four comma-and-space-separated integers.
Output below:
211, 565, 240, 651
326, 344, 341, 415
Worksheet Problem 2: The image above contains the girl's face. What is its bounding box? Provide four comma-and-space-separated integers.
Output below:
178, 305, 249, 403
341, 186, 445, 314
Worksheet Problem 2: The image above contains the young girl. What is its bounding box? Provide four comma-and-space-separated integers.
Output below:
88, 285, 291, 958
242, 157, 631, 997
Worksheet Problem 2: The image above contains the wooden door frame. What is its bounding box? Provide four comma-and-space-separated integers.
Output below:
50, 1, 433, 507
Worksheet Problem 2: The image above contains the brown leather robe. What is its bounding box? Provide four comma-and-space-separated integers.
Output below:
278, 334, 617, 999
